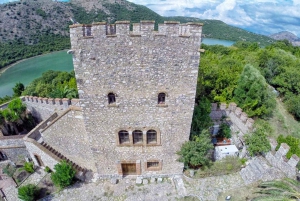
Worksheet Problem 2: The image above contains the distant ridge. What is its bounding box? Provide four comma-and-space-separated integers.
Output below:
270, 31, 300, 46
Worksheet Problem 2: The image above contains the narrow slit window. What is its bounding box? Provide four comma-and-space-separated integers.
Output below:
119, 130, 129, 144
147, 130, 157, 144
108, 93, 116, 104
147, 161, 159, 168
158, 93, 166, 104
133, 130, 143, 144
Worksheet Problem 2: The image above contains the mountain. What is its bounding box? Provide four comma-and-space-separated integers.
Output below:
270, 31, 300, 46
0, 0, 275, 68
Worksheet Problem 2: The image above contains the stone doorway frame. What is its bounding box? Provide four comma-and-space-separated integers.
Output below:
33, 154, 44, 167
117, 160, 141, 175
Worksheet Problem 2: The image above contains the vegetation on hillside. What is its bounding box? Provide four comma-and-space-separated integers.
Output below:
22, 70, 78, 99
0, 0, 274, 71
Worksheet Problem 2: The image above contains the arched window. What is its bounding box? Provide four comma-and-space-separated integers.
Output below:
108, 93, 116, 104
158, 93, 166, 104
118, 130, 129, 144
147, 130, 157, 144
133, 130, 143, 144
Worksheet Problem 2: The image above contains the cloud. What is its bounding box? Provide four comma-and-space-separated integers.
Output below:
128, 0, 300, 37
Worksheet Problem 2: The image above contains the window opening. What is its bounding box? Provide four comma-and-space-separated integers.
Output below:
108, 93, 116, 104
147, 130, 157, 144
133, 130, 143, 144
147, 161, 159, 168
119, 130, 129, 144
158, 93, 166, 104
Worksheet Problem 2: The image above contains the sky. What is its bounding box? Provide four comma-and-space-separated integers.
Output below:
127, 0, 300, 37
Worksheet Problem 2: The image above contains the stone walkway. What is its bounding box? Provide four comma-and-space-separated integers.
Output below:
2, 156, 291, 201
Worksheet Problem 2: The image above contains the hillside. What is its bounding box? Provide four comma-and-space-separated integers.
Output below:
270, 31, 300, 46
0, 0, 274, 69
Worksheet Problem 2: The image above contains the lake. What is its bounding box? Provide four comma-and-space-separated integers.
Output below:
0, 51, 73, 98
0, 38, 234, 98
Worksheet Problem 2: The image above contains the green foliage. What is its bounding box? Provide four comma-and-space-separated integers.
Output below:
285, 94, 300, 120
22, 70, 78, 98
195, 156, 242, 178
245, 121, 271, 156
3, 164, 16, 177
217, 122, 231, 139
253, 178, 300, 201
51, 160, 75, 189
177, 130, 213, 168
24, 162, 34, 173
13, 82, 25, 97
276, 135, 300, 159
233, 64, 276, 118
8, 98, 26, 117
36, 8, 47, 19
44, 166, 51, 173
18, 184, 39, 201
190, 97, 213, 139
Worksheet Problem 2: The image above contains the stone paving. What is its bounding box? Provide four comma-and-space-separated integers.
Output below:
2, 156, 294, 201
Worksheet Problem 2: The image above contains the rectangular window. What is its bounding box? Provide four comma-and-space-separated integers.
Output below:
147, 162, 159, 168
146, 160, 161, 171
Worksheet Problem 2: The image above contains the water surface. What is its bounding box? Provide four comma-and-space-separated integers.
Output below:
0, 51, 73, 97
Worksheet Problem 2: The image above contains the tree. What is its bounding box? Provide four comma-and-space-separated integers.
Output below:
177, 129, 214, 168
13, 82, 25, 97
217, 122, 231, 139
51, 160, 75, 189
244, 121, 271, 156
253, 178, 300, 201
285, 94, 300, 120
233, 64, 276, 118
18, 184, 39, 201
190, 97, 213, 139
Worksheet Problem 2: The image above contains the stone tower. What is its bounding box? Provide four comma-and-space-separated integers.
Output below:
69, 20, 202, 177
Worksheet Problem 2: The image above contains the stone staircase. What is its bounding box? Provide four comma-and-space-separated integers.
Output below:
240, 156, 285, 185
40, 141, 87, 173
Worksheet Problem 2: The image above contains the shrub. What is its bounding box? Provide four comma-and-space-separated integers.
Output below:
3, 164, 16, 177
217, 122, 231, 139
51, 160, 75, 189
44, 166, 51, 173
177, 129, 214, 168
245, 129, 271, 156
276, 135, 300, 159
18, 184, 39, 201
24, 162, 34, 173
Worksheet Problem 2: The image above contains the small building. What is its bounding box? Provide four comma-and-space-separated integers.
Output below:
214, 145, 239, 160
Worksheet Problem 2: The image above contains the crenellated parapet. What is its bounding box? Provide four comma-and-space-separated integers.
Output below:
210, 102, 254, 132
266, 142, 300, 178
22, 96, 80, 122
69, 20, 203, 40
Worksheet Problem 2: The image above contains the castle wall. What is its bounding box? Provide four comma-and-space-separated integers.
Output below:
40, 108, 96, 171
22, 96, 80, 122
70, 21, 202, 176
0, 137, 29, 163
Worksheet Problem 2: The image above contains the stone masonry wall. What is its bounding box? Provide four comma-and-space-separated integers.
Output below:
0, 137, 29, 163
266, 140, 299, 178
41, 108, 96, 171
70, 21, 202, 176
22, 96, 80, 122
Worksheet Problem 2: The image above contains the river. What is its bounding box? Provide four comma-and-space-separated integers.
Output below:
0, 38, 234, 98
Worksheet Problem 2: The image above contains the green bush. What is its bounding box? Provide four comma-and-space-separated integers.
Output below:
44, 166, 51, 173
24, 162, 34, 173
217, 122, 231, 139
18, 184, 39, 201
177, 129, 214, 168
3, 164, 16, 177
276, 135, 300, 159
51, 160, 75, 189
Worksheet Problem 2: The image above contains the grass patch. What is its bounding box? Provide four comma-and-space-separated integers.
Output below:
269, 99, 300, 139
191, 156, 242, 178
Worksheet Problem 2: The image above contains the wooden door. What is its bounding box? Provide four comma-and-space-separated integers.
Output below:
121, 163, 136, 175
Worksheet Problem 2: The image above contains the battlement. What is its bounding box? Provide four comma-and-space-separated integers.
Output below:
211, 102, 254, 131
266, 142, 299, 178
22, 96, 80, 122
69, 20, 203, 39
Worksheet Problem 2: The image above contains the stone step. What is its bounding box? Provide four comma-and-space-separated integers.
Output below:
253, 158, 266, 173
249, 161, 262, 180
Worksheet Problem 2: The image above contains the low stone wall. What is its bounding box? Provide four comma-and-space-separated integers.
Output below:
0, 137, 29, 163
22, 96, 80, 122
266, 141, 299, 178
211, 102, 254, 137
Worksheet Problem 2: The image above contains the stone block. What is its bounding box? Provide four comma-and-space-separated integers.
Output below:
240, 112, 248, 122
150, 177, 156, 183
288, 154, 300, 167
136, 177, 142, 184
157, 177, 163, 183
110, 178, 118, 184
211, 103, 217, 111
229, 102, 237, 112
235, 107, 242, 117
269, 138, 278, 152
220, 103, 227, 110
142, 179, 148, 184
